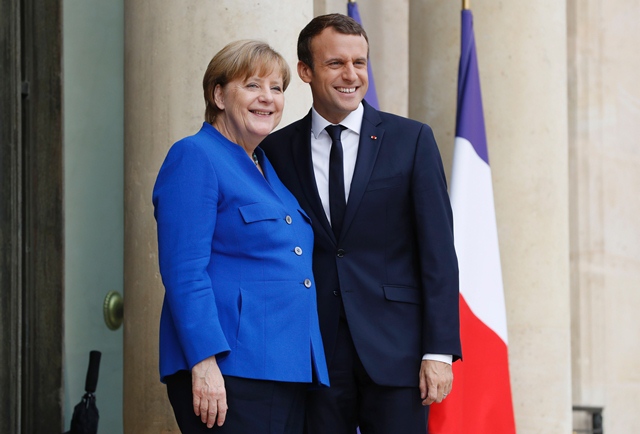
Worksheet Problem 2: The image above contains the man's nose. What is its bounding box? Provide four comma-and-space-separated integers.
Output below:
342, 63, 357, 81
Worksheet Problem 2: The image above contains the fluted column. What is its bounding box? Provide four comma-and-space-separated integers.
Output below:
123, 2, 312, 432
410, 1, 572, 432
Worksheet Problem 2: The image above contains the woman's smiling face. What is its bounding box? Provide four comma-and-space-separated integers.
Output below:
213, 69, 285, 147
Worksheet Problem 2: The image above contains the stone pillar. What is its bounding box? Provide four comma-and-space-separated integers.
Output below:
408, 1, 458, 174
359, 0, 409, 116
123, 1, 312, 432
410, 1, 572, 433
568, 0, 640, 431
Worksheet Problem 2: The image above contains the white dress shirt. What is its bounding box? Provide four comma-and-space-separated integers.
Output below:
310, 104, 363, 223
309, 103, 452, 366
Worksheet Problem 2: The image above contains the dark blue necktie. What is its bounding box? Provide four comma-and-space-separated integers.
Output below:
326, 124, 347, 240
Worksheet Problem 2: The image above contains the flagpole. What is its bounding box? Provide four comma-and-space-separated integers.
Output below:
348, 0, 356, 3
463, 0, 470, 10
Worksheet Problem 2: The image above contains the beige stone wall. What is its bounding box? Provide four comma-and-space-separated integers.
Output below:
568, 0, 640, 432
123, 1, 313, 432
410, 1, 573, 432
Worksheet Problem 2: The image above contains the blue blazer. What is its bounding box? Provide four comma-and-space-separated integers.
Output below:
153, 122, 329, 386
260, 101, 461, 387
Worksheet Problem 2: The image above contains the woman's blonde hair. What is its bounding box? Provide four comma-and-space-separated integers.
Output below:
203, 40, 291, 124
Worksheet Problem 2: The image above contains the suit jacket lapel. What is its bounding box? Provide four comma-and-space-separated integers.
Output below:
341, 102, 384, 238
291, 113, 336, 242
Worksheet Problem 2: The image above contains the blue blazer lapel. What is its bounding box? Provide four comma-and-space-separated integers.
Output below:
291, 113, 336, 242
341, 102, 384, 238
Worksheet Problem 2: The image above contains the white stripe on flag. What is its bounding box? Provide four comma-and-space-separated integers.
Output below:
450, 136, 508, 344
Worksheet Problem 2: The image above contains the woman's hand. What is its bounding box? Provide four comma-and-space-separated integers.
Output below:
191, 355, 228, 427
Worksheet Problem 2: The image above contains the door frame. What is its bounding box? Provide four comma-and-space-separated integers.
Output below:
0, 0, 64, 432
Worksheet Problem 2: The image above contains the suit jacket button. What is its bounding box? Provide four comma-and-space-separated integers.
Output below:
333, 290, 340, 297
294, 246, 303, 255
304, 279, 312, 288
285, 215, 292, 224
336, 248, 345, 258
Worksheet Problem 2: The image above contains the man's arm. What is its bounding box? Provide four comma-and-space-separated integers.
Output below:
411, 123, 461, 402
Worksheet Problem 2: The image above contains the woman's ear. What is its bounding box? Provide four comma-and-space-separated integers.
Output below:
213, 84, 225, 110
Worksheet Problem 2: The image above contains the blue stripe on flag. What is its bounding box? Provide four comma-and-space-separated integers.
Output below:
457, 10, 489, 164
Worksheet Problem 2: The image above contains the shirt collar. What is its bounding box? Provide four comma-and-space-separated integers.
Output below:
311, 103, 364, 139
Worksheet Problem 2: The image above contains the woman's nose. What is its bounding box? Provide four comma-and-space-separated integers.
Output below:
258, 87, 274, 102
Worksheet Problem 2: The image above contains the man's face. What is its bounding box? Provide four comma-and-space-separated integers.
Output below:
298, 28, 369, 124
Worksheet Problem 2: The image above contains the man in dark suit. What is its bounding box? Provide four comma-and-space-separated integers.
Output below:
260, 13, 461, 434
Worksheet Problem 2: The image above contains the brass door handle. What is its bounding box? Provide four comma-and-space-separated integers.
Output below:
103, 291, 123, 330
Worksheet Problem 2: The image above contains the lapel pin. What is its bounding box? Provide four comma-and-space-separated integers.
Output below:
370, 135, 377, 140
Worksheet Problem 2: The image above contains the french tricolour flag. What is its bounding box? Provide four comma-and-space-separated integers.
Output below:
428, 9, 516, 434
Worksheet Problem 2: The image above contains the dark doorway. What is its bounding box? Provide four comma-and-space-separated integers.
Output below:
0, 0, 64, 432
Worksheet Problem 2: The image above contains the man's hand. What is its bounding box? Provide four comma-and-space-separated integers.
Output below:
419, 359, 453, 406
191, 355, 228, 428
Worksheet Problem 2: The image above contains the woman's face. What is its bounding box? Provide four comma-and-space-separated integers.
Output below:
214, 68, 285, 147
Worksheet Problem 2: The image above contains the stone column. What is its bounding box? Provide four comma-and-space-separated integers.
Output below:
123, 1, 312, 432
568, 0, 640, 431
410, 1, 572, 433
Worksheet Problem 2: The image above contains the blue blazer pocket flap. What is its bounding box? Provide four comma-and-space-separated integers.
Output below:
383, 285, 421, 305
239, 203, 283, 223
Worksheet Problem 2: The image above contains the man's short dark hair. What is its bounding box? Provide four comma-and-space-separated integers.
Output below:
297, 13, 369, 70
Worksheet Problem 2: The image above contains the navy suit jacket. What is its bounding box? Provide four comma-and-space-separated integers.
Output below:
260, 102, 461, 387
153, 122, 329, 386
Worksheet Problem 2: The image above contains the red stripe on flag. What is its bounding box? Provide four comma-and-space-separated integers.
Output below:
428, 295, 515, 434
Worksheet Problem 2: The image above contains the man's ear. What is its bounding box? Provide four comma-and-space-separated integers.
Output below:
297, 61, 313, 84
213, 84, 225, 110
